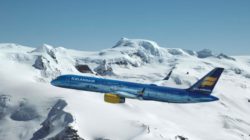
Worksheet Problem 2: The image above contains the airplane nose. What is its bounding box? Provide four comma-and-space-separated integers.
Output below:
50, 79, 57, 86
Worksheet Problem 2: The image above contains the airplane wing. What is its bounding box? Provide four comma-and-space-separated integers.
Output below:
104, 88, 145, 103
113, 91, 138, 99
104, 91, 135, 104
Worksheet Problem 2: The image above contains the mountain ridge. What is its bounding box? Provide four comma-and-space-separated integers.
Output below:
0, 38, 250, 140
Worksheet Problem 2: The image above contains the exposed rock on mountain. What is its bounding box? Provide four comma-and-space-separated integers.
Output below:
75, 64, 94, 74
0, 95, 11, 119
197, 49, 213, 58
33, 56, 49, 70
94, 60, 115, 76
217, 53, 236, 61
31, 99, 74, 140
52, 126, 84, 140
10, 99, 39, 121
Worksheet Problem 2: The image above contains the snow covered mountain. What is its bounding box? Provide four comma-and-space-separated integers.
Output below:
0, 38, 250, 140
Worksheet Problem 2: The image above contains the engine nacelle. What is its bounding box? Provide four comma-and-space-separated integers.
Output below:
104, 94, 125, 103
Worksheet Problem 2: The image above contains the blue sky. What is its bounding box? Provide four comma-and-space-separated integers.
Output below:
0, 0, 249, 55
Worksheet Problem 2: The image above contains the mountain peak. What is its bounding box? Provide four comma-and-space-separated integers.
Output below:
0, 43, 30, 50
31, 44, 54, 53
113, 37, 160, 49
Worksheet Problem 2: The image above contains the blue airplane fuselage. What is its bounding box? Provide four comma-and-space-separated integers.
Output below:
51, 75, 219, 103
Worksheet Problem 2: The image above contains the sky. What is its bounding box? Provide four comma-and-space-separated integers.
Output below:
0, 0, 249, 55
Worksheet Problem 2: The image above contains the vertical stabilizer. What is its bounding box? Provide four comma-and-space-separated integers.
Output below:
187, 68, 224, 94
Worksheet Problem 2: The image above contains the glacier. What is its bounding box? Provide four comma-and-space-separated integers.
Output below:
0, 38, 250, 140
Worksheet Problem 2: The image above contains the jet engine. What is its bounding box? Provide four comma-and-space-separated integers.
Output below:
104, 94, 125, 103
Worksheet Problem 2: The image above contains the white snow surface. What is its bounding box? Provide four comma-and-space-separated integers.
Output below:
0, 39, 250, 140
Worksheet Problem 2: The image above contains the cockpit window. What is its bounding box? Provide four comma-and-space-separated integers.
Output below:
54, 75, 65, 81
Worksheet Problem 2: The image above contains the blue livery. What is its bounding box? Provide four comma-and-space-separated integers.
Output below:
51, 68, 224, 103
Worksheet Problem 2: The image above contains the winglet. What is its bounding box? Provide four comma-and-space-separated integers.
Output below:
163, 67, 175, 80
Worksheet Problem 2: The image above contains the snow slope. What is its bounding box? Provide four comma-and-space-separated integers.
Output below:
0, 38, 250, 140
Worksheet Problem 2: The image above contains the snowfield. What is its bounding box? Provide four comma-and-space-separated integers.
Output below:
0, 38, 250, 140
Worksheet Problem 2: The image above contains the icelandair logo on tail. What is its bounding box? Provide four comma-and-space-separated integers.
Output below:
201, 77, 217, 87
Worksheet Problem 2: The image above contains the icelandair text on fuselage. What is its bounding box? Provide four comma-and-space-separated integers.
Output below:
71, 77, 95, 83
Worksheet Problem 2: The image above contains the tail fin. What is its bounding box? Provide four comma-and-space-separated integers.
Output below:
187, 67, 224, 94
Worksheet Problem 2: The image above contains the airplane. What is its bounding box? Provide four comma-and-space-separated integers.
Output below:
51, 67, 224, 104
